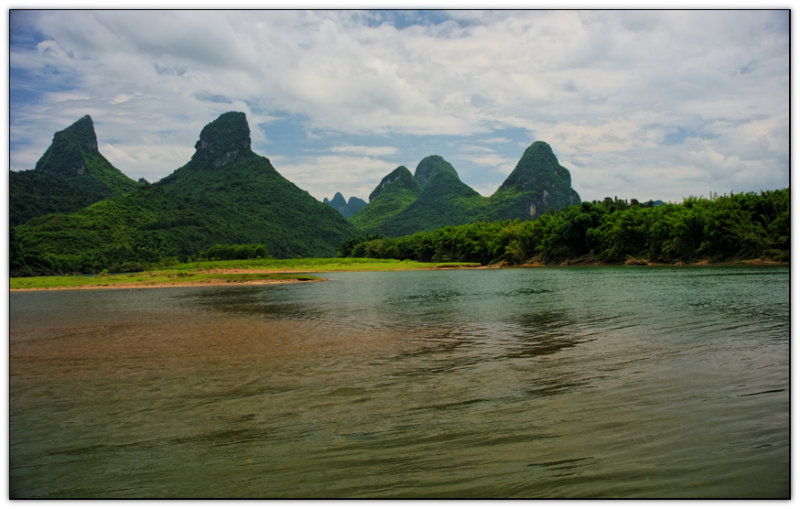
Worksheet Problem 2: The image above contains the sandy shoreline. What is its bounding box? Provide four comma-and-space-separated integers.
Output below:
9, 265, 486, 292
9, 277, 320, 292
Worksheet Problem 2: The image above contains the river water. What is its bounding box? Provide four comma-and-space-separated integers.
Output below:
9, 266, 790, 498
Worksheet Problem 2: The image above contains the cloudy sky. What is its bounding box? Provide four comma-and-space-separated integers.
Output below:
9, 9, 789, 203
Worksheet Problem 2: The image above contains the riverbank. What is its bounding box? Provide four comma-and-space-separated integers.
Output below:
514, 256, 789, 268
9, 258, 482, 291
9, 272, 323, 292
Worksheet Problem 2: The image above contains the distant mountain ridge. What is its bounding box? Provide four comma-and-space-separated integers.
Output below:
323, 192, 367, 218
10, 115, 140, 226
348, 142, 581, 236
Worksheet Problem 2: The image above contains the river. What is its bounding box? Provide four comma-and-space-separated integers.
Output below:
9, 266, 790, 498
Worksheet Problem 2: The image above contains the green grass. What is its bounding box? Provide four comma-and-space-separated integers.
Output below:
10, 257, 480, 290
10, 270, 320, 290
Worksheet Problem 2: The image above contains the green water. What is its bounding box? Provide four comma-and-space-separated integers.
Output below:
9, 266, 790, 498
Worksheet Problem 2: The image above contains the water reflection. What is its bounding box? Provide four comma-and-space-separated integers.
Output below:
507, 310, 583, 358
178, 286, 305, 317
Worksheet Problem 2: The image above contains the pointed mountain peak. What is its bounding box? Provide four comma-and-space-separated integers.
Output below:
369, 165, 418, 201
499, 141, 571, 192
25, 115, 138, 200
64, 114, 98, 152
329, 192, 347, 208
494, 141, 580, 218
525, 140, 556, 159
414, 155, 458, 186
191, 111, 252, 167
35, 115, 100, 175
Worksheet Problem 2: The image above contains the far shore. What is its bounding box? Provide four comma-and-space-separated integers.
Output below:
516, 257, 789, 268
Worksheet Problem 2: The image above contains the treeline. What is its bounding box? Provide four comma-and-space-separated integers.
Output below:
341, 189, 789, 265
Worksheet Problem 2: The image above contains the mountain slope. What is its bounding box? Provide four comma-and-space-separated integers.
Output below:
13, 112, 358, 275
10, 170, 106, 227
10, 115, 140, 226
348, 166, 421, 233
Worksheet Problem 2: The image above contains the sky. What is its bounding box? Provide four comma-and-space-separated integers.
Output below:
8, 8, 790, 203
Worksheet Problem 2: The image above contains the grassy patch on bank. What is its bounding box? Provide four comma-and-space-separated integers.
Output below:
164, 257, 481, 272
10, 270, 320, 290
10, 258, 480, 290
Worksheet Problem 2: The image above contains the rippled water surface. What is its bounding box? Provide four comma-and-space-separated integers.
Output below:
10, 266, 790, 498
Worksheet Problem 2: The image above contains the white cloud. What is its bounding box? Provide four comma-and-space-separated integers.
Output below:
99, 143, 194, 182
479, 137, 511, 145
459, 145, 494, 154
109, 93, 138, 105
467, 154, 516, 170
331, 145, 398, 156
272, 154, 400, 202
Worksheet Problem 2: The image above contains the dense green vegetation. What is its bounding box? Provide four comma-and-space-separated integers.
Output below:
343, 189, 789, 265
347, 143, 581, 236
198, 243, 270, 261
348, 166, 422, 232
12, 185, 217, 275
10, 170, 108, 226
159, 150, 358, 256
